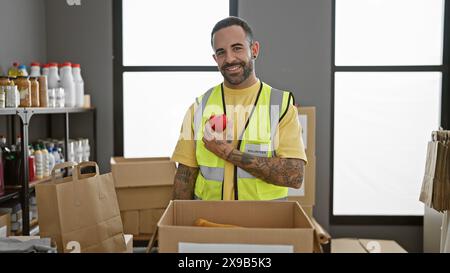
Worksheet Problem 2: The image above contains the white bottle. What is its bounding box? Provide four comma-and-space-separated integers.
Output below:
68, 141, 75, 163
41, 147, 49, 177
72, 64, 85, 108
47, 147, 55, 174
56, 87, 65, 108
60, 62, 75, 108
47, 63, 60, 89
82, 138, 90, 162
42, 64, 50, 76
34, 147, 43, 179
75, 140, 84, 163
52, 147, 61, 165
29, 62, 41, 77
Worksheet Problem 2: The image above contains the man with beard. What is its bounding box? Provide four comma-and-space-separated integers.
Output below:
172, 16, 307, 200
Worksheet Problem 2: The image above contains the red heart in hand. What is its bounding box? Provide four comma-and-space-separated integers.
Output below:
209, 114, 227, 132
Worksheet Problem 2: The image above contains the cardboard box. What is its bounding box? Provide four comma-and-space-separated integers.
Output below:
121, 211, 139, 235
297, 106, 315, 157
111, 157, 176, 188
116, 186, 172, 211
0, 212, 11, 237
301, 205, 313, 218
158, 200, 314, 253
331, 238, 407, 253
288, 154, 316, 206
111, 157, 175, 212
139, 209, 165, 234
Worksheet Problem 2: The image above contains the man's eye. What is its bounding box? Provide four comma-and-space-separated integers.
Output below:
233, 47, 242, 51
216, 51, 224, 56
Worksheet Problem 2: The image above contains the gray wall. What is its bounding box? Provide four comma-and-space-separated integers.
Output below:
45, 0, 113, 173
0, 0, 48, 144
239, 0, 423, 252
0, 0, 47, 75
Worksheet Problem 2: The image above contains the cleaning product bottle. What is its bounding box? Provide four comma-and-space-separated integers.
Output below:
41, 144, 49, 178
72, 64, 85, 108
47, 146, 55, 174
60, 62, 75, 108
17, 65, 28, 76
29, 62, 41, 77
8, 62, 19, 77
34, 145, 43, 180
28, 145, 36, 182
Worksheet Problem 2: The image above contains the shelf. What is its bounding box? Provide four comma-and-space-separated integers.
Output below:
4, 173, 64, 191
0, 191, 20, 204
0, 107, 94, 116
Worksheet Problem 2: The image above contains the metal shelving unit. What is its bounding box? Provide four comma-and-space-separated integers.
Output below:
0, 107, 97, 235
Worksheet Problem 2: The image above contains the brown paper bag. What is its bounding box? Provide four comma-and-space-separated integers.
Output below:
420, 141, 438, 206
36, 162, 126, 253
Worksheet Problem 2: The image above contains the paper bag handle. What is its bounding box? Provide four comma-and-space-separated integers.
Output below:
77, 161, 100, 177
51, 162, 78, 180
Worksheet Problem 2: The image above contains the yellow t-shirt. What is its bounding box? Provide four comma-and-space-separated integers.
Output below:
171, 80, 307, 200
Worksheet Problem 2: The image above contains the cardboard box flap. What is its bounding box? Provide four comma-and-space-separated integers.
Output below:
111, 157, 176, 188
157, 200, 315, 253
161, 200, 313, 229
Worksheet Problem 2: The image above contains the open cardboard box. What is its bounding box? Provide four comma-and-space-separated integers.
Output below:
156, 200, 315, 253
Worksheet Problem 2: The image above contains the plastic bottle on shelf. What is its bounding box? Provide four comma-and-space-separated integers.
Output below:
47, 146, 55, 174
42, 64, 50, 76
5, 81, 19, 108
29, 62, 41, 77
47, 63, 60, 89
68, 141, 75, 163
41, 144, 49, 177
34, 145, 43, 180
60, 62, 75, 108
57, 147, 65, 169
75, 140, 83, 163
30, 77, 40, 107
17, 65, 28, 76
56, 87, 65, 108
82, 138, 90, 162
8, 62, 19, 77
28, 145, 36, 182
72, 64, 85, 108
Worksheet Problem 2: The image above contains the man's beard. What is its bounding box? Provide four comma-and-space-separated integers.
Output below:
220, 60, 253, 86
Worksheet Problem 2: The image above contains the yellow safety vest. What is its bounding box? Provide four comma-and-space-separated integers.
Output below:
193, 81, 294, 200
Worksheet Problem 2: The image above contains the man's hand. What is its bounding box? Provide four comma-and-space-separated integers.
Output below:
202, 117, 235, 160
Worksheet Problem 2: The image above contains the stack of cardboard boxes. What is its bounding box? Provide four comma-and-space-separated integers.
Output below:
111, 157, 176, 239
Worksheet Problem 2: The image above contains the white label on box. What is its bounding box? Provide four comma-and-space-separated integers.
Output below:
178, 242, 293, 253
298, 114, 307, 150
288, 184, 305, 196
0, 226, 6, 238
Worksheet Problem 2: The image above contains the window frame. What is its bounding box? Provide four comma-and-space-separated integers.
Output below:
113, 0, 238, 156
330, 0, 450, 225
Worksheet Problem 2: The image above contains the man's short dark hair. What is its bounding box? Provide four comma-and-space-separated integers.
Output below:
211, 16, 254, 47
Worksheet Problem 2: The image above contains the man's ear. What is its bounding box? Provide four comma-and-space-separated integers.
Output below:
251, 41, 260, 59
212, 54, 218, 63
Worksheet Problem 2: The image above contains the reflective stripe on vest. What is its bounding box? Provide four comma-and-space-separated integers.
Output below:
200, 166, 224, 182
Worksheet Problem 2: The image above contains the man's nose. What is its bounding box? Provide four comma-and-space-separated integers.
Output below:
224, 51, 237, 63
